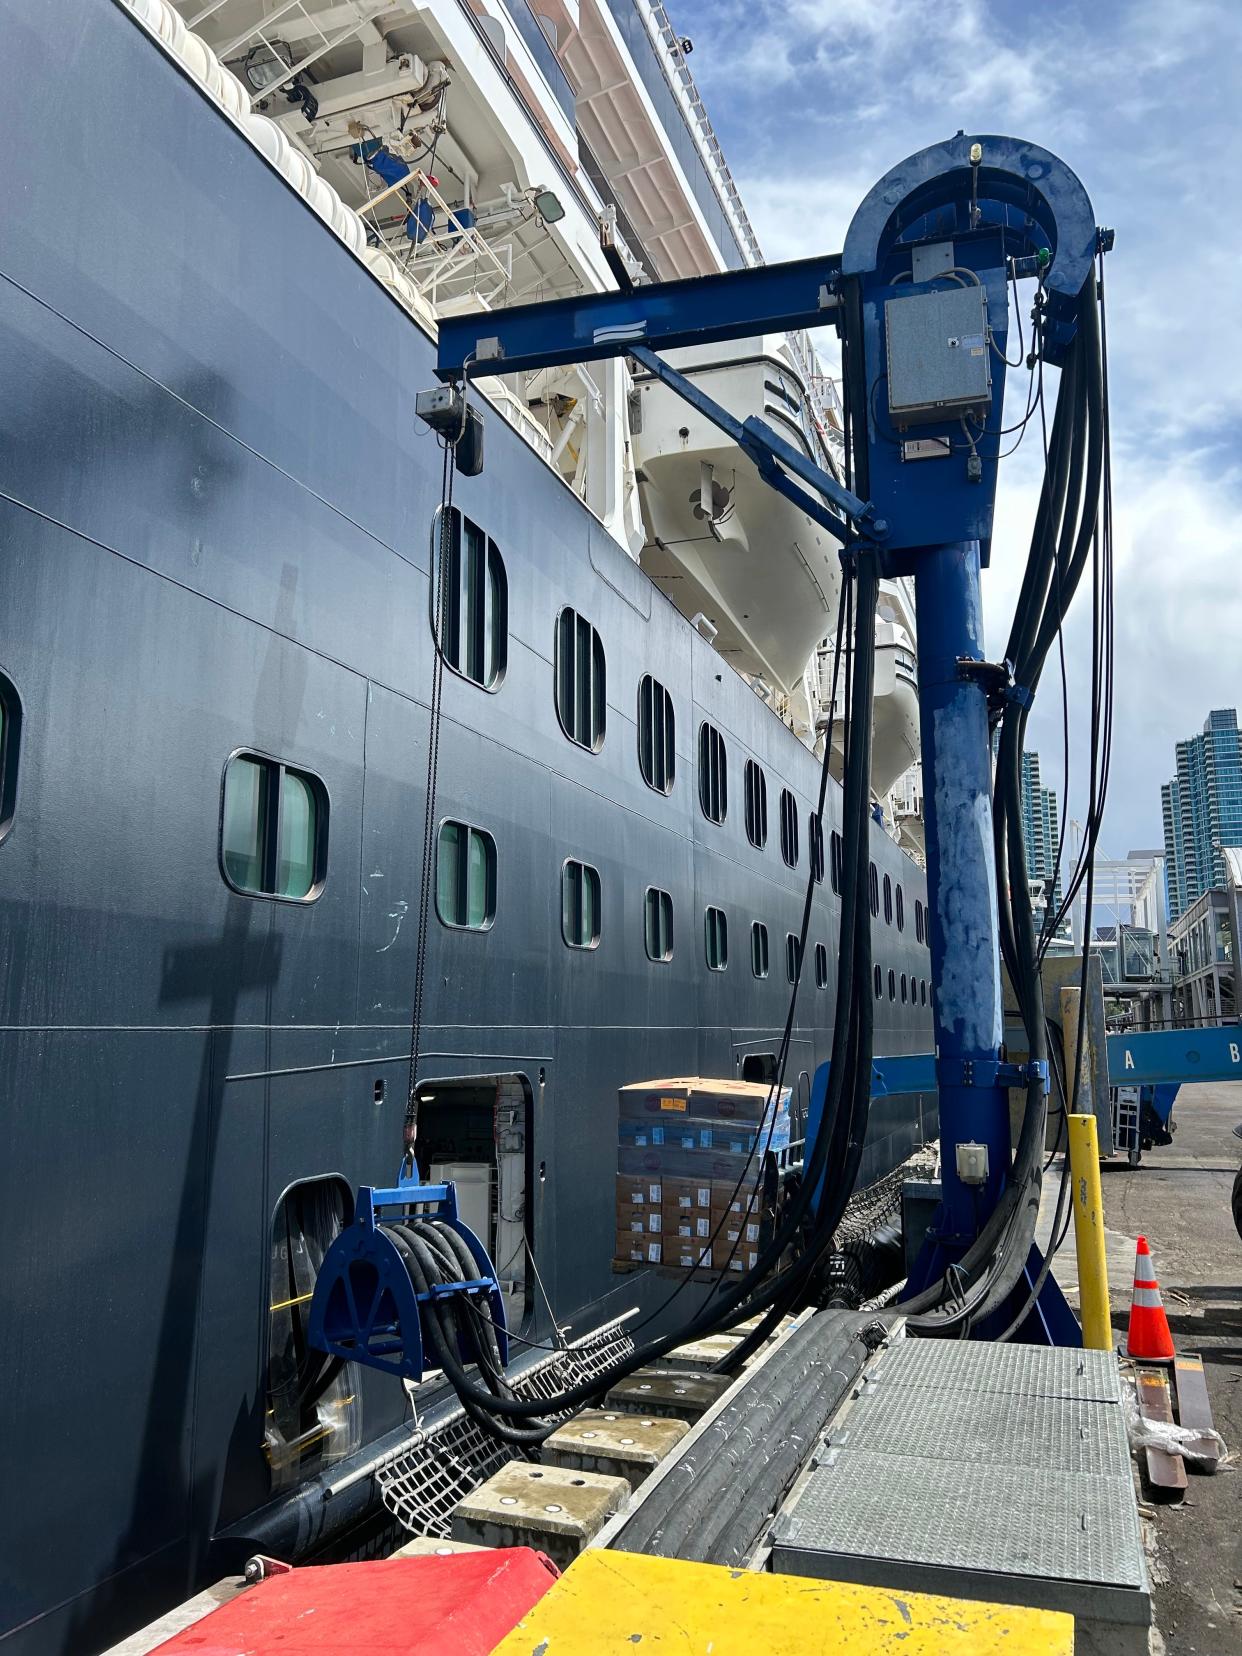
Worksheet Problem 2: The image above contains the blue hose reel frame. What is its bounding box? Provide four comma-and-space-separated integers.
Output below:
307, 1174, 509, 1384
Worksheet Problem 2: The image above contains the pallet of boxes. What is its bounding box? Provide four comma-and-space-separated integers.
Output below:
613, 1076, 791, 1277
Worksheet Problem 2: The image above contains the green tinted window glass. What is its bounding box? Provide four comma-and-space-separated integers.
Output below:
277, 770, 316, 898
222, 756, 267, 892
438, 821, 464, 924
467, 827, 490, 927
438, 820, 494, 929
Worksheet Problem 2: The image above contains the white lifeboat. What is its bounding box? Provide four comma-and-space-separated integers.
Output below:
631, 338, 843, 696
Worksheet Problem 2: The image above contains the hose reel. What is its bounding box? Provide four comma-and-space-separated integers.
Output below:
308, 1175, 508, 1385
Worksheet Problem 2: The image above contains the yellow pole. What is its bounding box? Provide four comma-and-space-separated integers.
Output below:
1067, 1112, 1112, 1349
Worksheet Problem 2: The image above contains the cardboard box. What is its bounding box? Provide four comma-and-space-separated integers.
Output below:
615, 1230, 662, 1265
616, 1174, 662, 1207
669, 1213, 714, 1242
618, 1077, 792, 1128
721, 1219, 762, 1246
617, 1204, 663, 1235
709, 1179, 761, 1219
661, 1177, 713, 1215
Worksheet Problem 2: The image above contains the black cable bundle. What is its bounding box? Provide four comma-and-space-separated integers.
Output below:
902, 267, 1112, 1337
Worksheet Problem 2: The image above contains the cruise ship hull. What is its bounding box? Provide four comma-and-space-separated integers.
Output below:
0, 4, 935, 1650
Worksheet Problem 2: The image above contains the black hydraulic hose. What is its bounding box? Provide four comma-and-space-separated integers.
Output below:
905, 283, 1106, 1333
381, 1221, 556, 1446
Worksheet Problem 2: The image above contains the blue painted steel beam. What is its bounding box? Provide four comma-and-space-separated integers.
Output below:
1107, 1024, 1242, 1086
434, 254, 842, 380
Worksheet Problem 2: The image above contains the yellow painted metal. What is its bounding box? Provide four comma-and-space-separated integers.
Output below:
1068, 1110, 1112, 1350
489, 1550, 1074, 1653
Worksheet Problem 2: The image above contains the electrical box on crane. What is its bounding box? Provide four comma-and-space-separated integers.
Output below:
885, 285, 992, 426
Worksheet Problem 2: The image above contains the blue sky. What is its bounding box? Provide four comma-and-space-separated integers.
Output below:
673, 0, 1242, 855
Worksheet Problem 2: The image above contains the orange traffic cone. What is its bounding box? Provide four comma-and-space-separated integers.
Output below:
1126, 1235, 1175, 1360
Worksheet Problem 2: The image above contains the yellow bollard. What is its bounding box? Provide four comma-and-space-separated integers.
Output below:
1067, 1112, 1112, 1349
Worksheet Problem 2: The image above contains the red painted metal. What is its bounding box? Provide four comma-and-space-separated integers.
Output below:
151, 1548, 559, 1654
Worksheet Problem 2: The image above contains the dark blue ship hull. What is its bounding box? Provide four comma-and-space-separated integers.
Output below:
0, 3, 935, 1649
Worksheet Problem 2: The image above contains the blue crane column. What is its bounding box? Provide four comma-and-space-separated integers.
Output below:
915, 539, 1011, 1231
840, 134, 1101, 1337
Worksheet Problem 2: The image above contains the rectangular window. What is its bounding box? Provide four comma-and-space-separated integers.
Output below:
221, 751, 326, 901
563, 858, 601, 948
815, 942, 828, 988
830, 829, 843, 895
638, 674, 675, 793
556, 609, 606, 750
744, 760, 768, 848
786, 932, 801, 983
699, 722, 727, 823
751, 920, 769, 978
809, 812, 825, 883
780, 788, 799, 868
0, 670, 21, 844
645, 886, 673, 961
705, 905, 728, 970
431, 508, 507, 689
437, 820, 497, 929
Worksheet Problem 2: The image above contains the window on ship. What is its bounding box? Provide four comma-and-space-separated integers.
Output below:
555, 608, 606, 750
0, 670, 21, 844
644, 886, 673, 960
815, 942, 829, 988
744, 759, 767, 848
698, 722, 727, 824
809, 813, 825, 884
780, 789, 799, 868
221, 751, 327, 900
638, 674, 675, 793
741, 1053, 778, 1083
705, 905, 728, 969
437, 820, 496, 929
751, 920, 769, 978
562, 858, 601, 948
786, 933, 801, 983
430, 507, 507, 690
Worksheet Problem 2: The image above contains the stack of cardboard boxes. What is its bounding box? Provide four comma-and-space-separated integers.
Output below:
612, 1077, 791, 1275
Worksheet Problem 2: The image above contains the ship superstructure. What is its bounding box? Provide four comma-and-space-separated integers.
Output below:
0, 3, 933, 1650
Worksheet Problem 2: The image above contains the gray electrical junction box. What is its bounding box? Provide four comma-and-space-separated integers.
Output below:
885, 285, 992, 427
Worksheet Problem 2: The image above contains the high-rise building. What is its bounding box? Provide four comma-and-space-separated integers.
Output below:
1160, 709, 1242, 923
1019, 750, 1063, 914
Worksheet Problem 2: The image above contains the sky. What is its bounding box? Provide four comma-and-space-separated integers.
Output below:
672, 0, 1242, 855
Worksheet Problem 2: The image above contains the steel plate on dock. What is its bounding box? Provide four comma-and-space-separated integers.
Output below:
772, 1339, 1149, 1638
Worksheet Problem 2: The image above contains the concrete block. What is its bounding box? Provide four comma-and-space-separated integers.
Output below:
390, 1534, 488, 1558
542, 1409, 689, 1490
451, 1461, 628, 1569
604, 1367, 733, 1422
652, 1334, 742, 1372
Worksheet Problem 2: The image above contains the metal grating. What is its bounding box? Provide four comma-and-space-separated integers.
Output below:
775, 1450, 1145, 1589
833, 1385, 1132, 1479
865, 1338, 1121, 1402
375, 1319, 635, 1536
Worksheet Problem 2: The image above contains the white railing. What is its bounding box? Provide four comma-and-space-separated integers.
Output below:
639, 1, 765, 267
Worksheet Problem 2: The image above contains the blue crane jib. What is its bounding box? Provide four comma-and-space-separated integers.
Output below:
435, 133, 1106, 569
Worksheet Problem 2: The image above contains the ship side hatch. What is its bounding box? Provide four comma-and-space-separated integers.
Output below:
411, 1074, 532, 1322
